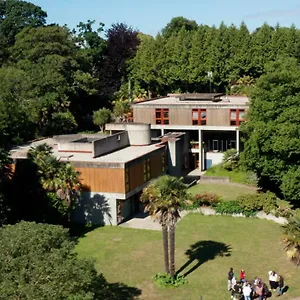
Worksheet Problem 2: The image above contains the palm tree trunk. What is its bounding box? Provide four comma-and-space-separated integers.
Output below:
169, 223, 176, 278
162, 224, 170, 274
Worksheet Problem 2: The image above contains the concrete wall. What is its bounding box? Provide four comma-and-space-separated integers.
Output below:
72, 192, 118, 226
58, 140, 93, 153
93, 131, 129, 157
167, 137, 184, 177
126, 123, 151, 145
206, 152, 223, 166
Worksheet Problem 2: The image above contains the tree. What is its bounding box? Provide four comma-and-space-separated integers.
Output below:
0, 0, 47, 46
140, 175, 190, 278
100, 23, 140, 97
93, 108, 112, 132
112, 100, 131, 122
241, 57, 300, 199
161, 16, 198, 39
28, 144, 82, 220
0, 221, 100, 299
282, 213, 300, 266
7, 25, 97, 136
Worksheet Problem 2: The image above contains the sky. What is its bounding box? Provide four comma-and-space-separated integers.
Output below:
31, 0, 300, 35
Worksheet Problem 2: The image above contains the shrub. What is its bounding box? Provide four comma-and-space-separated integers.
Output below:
194, 193, 222, 207
237, 191, 278, 214
274, 206, 294, 218
153, 273, 187, 288
222, 148, 239, 171
215, 201, 244, 215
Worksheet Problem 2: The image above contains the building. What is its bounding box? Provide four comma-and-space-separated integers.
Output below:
10, 124, 172, 225
130, 93, 249, 171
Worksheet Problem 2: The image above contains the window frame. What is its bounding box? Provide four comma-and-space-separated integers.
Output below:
155, 108, 169, 125
192, 108, 207, 125
230, 109, 245, 126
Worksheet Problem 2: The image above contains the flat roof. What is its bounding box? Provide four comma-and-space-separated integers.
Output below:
132, 95, 249, 106
10, 138, 163, 165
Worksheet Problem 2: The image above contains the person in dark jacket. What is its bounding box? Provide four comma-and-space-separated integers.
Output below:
277, 275, 284, 296
228, 267, 234, 291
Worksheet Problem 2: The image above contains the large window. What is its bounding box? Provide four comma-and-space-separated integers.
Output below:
143, 158, 151, 182
155, 108, 169, 124
192, 109, 206, 125
230, 109, 245, 126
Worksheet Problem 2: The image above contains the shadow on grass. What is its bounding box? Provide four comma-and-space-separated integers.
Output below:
176, 240, 231, 277
94, 274, 141, 300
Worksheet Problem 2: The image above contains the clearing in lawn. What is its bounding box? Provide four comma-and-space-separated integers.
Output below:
188, 182, 257, 200
75, 214, 300, 300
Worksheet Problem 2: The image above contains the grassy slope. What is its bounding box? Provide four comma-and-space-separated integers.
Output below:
205, 165, 256, 186
188, 182, 256, 200
75, 215, 299, 300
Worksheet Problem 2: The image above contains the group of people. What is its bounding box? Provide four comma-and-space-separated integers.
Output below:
228, 268, 285, 299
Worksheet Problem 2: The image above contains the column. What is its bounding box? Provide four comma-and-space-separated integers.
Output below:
161, 128, 165, 136
198, 129, 202, 171
236, 129, 240, 152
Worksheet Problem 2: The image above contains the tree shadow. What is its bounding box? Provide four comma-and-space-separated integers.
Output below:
176, 240, 231, 277
94, 273, 141, 300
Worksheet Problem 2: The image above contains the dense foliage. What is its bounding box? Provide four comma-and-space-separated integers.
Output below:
241, 57, 300, 201
0, 221, 98, 299
130, 21, 300, 96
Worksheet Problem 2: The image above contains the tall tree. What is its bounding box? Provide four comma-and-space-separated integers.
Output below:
161, 16, 198, 39
241, 57, 300, 200
100, 23, 140, 97
8, 25, 97, 136
141, 175, 190, 278
0, 0, 47, 46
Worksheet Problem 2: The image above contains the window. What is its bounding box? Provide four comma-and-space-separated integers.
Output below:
155, 108, 169, 124
230, 109, 245, 126
161, 152, 166, 172
192, 109, 207, 125
125, 168, 130, 192
143, 159, 151, 182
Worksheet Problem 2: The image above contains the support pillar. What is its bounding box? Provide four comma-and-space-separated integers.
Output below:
161, 128, 165, 136
198, 129, 202, 171
236, 129, 240, 152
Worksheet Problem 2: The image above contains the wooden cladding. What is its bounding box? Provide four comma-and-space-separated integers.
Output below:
134, 107, 247, 126
76, 167, 125, 194
128, 150, 165, 192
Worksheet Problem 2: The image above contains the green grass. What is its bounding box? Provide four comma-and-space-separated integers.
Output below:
205, 165, 257, 186
75, 215, 299, 300
188, 182, 256, 200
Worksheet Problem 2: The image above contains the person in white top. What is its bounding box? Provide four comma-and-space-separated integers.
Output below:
242, 282, 252, 300
268, 270, 278, 291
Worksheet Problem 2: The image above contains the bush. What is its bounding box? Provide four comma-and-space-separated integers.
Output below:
215, 201, 244, 215
182, 193, 222, 210
274, 206, 294, 218
222, 149, 239, 171
153, 273, 187, 288
194, 193, 222, 207
237, 191, 278, 214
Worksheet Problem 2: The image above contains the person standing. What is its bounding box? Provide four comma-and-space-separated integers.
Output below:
277, 275, 284, 296
242, 282, 252, 300
228, 267, 234, 291
256, 282, 264, 300
268, 271, 278, 291
239, 269, 246, 283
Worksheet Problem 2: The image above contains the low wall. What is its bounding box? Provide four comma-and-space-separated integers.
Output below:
200, 175, 230, 183
93, 131, 129, 157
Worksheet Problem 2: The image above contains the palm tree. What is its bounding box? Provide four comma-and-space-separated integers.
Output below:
28, 144, 82, 220
282, 214, 300, 266
140, 175, 190, 278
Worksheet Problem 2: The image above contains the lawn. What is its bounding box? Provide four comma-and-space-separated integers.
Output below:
205, 164, 257, 186
188, 182, 256, 200
75, 214, 299, 300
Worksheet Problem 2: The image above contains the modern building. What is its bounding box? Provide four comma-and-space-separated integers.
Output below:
10, 124, 184, 225
130, 93, 249, 170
